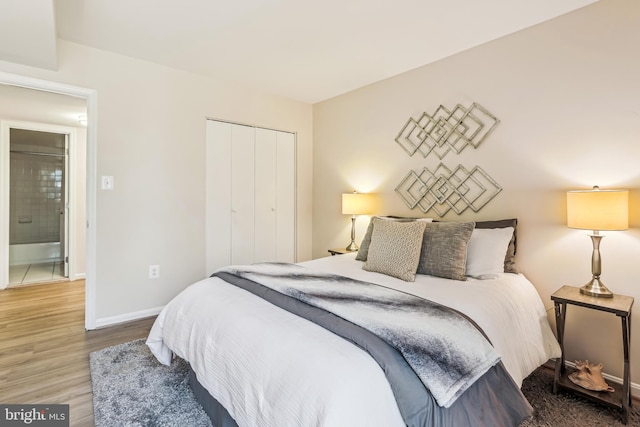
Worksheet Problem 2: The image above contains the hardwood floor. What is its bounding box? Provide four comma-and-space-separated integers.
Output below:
0, 280, 157, 426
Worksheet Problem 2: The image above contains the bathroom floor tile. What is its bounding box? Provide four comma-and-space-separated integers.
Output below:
10, 262, 66, 285
23, 263, 54, 283
8, 264, 29, 285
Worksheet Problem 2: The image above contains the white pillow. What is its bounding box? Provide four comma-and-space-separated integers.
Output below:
465, 227, 515, 279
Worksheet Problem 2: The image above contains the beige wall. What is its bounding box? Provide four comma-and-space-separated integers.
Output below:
313, 0, 640, 391
0, 40, 313, 321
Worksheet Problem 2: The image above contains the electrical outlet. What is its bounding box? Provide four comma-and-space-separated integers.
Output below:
149, 265, 160, 279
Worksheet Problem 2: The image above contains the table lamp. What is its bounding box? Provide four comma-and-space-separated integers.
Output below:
566, 186, 628, 297
342, 192, 376, 251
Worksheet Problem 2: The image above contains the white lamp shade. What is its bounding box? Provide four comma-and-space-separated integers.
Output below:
567, 188, 629, 231
342, 193, 376, 215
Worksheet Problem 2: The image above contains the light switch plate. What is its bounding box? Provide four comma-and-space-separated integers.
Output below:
101, 176, 114, 190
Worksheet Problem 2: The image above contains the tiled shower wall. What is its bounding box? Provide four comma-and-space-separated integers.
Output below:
9, 153, 63, 244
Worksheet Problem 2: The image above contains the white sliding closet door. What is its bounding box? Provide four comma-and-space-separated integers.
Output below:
206, 120, 296, 275
275, 131, 295, 262
254, 128, 277, 262
230, 125, 255, 265
205, 120, 232, 269
254, 129, 296, 263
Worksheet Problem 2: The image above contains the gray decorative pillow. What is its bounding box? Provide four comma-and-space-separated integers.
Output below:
363, 218, 427, 282
356, 216, 433, 261
417, 221, 475, 281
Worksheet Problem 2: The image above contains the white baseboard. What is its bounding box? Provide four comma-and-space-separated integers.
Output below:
73, 273, 86, 280
95, 306, 163, 329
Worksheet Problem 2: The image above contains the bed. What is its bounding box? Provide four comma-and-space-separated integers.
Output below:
147, 218, 561, 427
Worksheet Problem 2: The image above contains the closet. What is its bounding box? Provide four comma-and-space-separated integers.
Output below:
205, 120, 296, 274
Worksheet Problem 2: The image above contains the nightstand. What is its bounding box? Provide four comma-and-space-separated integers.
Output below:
328, 248, 354, 256
551, 285, 634, 424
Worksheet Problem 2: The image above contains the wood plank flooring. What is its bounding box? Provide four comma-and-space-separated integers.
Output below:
0, 280, 157, 426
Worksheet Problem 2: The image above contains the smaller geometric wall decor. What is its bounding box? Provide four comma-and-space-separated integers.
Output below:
395, 163, 502, 217
395, 103, 499, 160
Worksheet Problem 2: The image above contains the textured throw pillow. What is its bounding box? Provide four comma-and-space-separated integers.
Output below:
356, 216, 433, 261
417, 221, 475, 281
363, 219, 427, 282
465, 227, 515, 279
474, 219, 518, 273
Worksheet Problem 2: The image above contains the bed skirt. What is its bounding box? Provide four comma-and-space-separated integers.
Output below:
189, 366, 239, 427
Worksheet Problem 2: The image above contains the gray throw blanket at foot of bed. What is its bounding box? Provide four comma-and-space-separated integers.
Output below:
216, 263, 500, 407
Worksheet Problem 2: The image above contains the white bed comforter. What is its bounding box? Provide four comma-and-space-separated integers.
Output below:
147, 253, 560, 427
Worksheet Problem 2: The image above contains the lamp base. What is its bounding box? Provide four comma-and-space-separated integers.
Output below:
345, 241, 359, 252
580, 278, 613, 298
346, 215, 359, 252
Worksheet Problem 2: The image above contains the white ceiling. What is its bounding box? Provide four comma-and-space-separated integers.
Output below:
0, 0, 57, 70
2, 0, 598, 103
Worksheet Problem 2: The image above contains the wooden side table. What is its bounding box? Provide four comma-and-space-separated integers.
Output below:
328, 248, 354, 256
551, 285, 634, 424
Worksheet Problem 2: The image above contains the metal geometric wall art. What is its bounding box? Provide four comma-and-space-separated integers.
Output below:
395, 163, 502, 216
395, 102, 499, 160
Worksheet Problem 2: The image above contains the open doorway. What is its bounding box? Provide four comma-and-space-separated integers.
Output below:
7, 126, 75, 286
0, 73, 97, 330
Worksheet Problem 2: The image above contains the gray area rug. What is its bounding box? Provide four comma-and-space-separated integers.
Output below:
90, 339, 211, 427
90, 339, 639, 426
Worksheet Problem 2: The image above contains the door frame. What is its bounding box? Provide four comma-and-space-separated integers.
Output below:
62, 134, 70, 278
0, 71, 98, 330
1, 121, 77, 281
